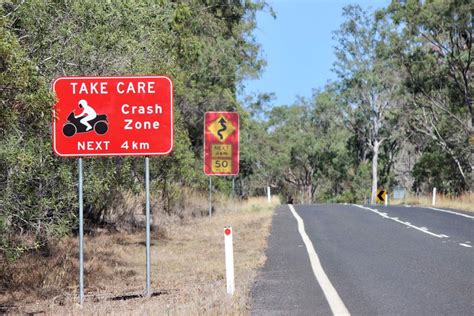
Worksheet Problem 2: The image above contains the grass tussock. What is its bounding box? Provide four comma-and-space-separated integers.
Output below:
392, 192, 473, 212
1, 238, 77, 301
1, 196, 279, 315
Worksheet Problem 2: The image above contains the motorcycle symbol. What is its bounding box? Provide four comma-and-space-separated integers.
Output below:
62, 112, 109, 137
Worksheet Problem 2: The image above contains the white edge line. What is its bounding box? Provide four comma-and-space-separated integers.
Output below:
427, 207, 474, 220
352, 205, 444, 239
459, 243, 472, 248
288, 204, 350, 316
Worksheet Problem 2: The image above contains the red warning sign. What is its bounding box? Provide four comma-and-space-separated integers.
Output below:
52, 76, 173, 157
204, 112, 239, 176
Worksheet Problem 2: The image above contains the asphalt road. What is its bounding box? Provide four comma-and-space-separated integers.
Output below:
252, 204, 474, 315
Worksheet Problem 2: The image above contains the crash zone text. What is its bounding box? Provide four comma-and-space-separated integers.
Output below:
121, 103, 163, 130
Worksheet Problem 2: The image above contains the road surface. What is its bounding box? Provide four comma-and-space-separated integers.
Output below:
252, 204, 474, 315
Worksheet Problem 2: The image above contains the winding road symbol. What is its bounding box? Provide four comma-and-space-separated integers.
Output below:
217, 117, 227, 140
208, 116, 236, 142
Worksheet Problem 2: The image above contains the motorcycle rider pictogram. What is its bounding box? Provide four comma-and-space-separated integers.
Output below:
62, 99, 108, 137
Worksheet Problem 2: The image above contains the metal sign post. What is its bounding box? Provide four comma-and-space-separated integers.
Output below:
78, 158, 84, 305
232, 176, 235, 197
145, 157, 151, 296
209, 177, 212, 216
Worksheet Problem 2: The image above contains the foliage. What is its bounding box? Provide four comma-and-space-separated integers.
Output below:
1, 0, 471, 263
1, 0, 267, 260
333, 5, 403, 204
386, 0, 473, 190
237, 1, 471, 203
0, 18, 74, 259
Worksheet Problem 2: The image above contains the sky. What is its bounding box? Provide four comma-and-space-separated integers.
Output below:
240, 0, 390, 106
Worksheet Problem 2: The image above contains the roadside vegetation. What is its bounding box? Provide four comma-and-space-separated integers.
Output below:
248, 2, 472, 205
2, 197, 278, 314
392, 192, 473, 213
1, 0, 472, 311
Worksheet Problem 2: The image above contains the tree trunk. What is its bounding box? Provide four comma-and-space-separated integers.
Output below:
469, 96, 473, 189
307, 183, 312, 204
370, 140, 380, 205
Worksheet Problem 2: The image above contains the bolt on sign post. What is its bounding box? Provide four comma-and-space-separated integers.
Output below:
52, 76, 173, 303
224, 226, 235, 296
204, 112, 240, 216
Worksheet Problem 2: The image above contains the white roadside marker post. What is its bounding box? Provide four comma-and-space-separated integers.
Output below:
385, 193, 388, 207
224, 226, 235, 296
267, 186, 271, 203
432, 187, 437, 206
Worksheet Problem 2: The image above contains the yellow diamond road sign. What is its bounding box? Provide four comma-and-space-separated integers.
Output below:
208, 116, 236, 142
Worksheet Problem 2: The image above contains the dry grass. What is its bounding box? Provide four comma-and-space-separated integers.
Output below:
1, 196, 279, 315
391, 192, 473, 212
102, 188, 210, 232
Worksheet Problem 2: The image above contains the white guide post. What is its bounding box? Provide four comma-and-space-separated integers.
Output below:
267, 186, 271, 203
385, 193, 388, 207
224, 226, 235, 296
432, 187, 437, 206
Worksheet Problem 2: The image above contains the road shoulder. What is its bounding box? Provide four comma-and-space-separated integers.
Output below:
251, 205, 332, 315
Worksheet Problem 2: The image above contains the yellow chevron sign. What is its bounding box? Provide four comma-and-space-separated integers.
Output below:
376, 190, 387, 203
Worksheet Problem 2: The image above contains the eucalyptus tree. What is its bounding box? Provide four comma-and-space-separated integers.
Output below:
238, 93, 276, 197
265, 103, 317, 203
387, 0, 473, 190
309, 87, 353, 202
333, 5, 401, 204
259, 87, 351, 204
